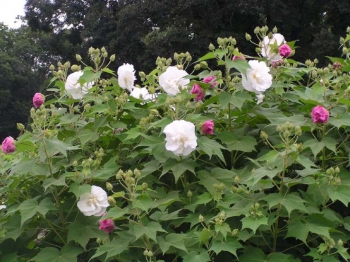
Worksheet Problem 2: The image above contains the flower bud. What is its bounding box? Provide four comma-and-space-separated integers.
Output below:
198, 214, 204, 223
49, 64, 55, 71
234, 175, 240, 183
232, 229, 239, 237
147, 251, 153, 257
209, 43, 215, 51
107, 196, 116, 206
71, 64, 81, 72
116, 170, 124, 179
76, 54, 82, 62
338, 239, 343, 246
245, 33, 252, 41
260, 131, 268, 141
340, 37, 345, 45
335, 166, 340, 173
143, 250, 148, 256
194, 64, 201, 70
110, 54, 116, 62
106, 182, 113, 191
272, 26, 278, 33
17, 123, 25, 131
187, 190, 193, 197
174, 52, 179, 60
141, 182, 148, 191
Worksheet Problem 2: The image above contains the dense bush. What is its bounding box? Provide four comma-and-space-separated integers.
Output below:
2, 26, 350, 261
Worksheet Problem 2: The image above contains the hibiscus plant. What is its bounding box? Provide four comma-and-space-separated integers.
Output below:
2, 26, 350, 261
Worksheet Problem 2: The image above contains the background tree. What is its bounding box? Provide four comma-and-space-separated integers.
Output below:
0, 23, 46, 140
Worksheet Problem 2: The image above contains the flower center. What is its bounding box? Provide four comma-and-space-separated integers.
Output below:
87, 196, 98, 206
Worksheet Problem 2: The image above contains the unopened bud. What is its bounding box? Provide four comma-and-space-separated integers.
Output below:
199, 214, 204, 223
106, 182, 113, 191
17, 123, 25, 131
209, 43, 215, 51
194, 64, 201, 70
260, 131, 268, 141
49, 64, 55, 71
107, 196, 116, 206
338, 239, 343, 246
187, 190, 193, 197
245, 33, 252, 41
272, 26, 278, 33
335, 166, 340, 173
141, 182, 148, 191
71, 65, 81, 72
110, 54, 116, 62
76, 54, 82, 62
232, 229, 239, 237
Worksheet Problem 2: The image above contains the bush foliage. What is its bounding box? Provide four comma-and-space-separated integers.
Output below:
2, 26, 350, 261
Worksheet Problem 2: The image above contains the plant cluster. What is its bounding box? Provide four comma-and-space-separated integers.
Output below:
2, 26, 350, 261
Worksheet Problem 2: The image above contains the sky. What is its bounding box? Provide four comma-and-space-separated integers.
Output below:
0, 0, 26, 28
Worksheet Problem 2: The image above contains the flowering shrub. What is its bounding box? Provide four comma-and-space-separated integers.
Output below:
2, 25, 350, 261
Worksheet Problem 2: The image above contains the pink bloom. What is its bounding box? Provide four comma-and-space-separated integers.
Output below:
1, 136, 16, 154
33, 93, 45, 108
203, 76, 217, 88
311, 105, 329, 123
202, 120, 214, 135
191, 83, 205, 101
99, 218, 115, 234
278, 44, 292, 58
233, 54, 246, 61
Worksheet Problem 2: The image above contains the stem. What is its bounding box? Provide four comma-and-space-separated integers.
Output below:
228, 103, 232, 132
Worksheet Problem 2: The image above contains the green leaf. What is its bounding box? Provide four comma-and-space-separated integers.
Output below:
132, 194, 154, 211
328, 114, 350, 128
69, 183, 91, 198
239, 247, 265, 261
263, 193, 307, 216
44, 138, 70, 157
183, 251, 211, 262
210, 237, 242, 258
199, 228, 212, 246
219, 91, 251, 109
79, 129, 99, 146
241, 216, 268, 234
157, 233, 188, 254
30, 243, 83, 262
197, 136, 226, 164
89, 237, 130, 261
18, 198, 56, 226
217, 132, 257, 152
68, 216, 107, 249
162, 158, 197, 182
327, 185, 350, 206
225, 57, 250, 75
337, 246, 350, 261
133, 221, 166, 242
42, 176, 67, 191
196, 52, 216, 62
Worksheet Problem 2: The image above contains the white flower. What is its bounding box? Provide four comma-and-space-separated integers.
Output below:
242, 60, 272, 93
159, 66, 190, 96
163, 120, 197, 156
117, 63, 136, 92
77, 185, 109, 216
65, 71, 94, 99
261, 33, 285, 62
0, 205, 6, 210
130, 87, 156, 100
256, 93, 265, 104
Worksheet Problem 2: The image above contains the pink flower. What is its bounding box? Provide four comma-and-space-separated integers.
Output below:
1, 136, 16, 154
311, 105, 329, 123
232, 54, 246, 61
278, 44, 292, 58
271, 60, 283, 68
191, 83, 205, 101
99, 218, 115, 234
333, 62, 341, 70
202, 120, 214, 135
33, 93, 45, 108
203, 76, 217, 88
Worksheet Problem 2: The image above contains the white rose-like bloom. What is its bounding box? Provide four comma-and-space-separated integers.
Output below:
242, 60, 272, 94
159, 66, 190, 96
77, 185, 110, 216
163, 120, 197, 156
261, 33, 285, 62
130, 87, 154, 100
0, 205, 6, 210
117, 63, 136, 92
65, 71, 94, 99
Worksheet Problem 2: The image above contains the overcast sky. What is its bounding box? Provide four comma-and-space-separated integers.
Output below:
0, 0, 26, 28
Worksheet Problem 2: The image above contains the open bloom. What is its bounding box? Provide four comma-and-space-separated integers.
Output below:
202, 120, 214, 135
311, 105, 329, 123
159, 66, 189, 96
117, 63, 136, 92
130, 87, 155, 100
77, 186, 110, 216
163, 120, 197, 156
65, 71, 94, 99
261, 33, 285, 62
278, 44, 292, 58
99, 218, 115, 234
33, 93, 45, 108
191, 84, 205, 101
242, 60, 272, 93
203, 76, 217, 88
1, 136, 16, 154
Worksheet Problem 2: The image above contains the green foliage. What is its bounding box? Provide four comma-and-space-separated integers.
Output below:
3, 25, 350, 262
